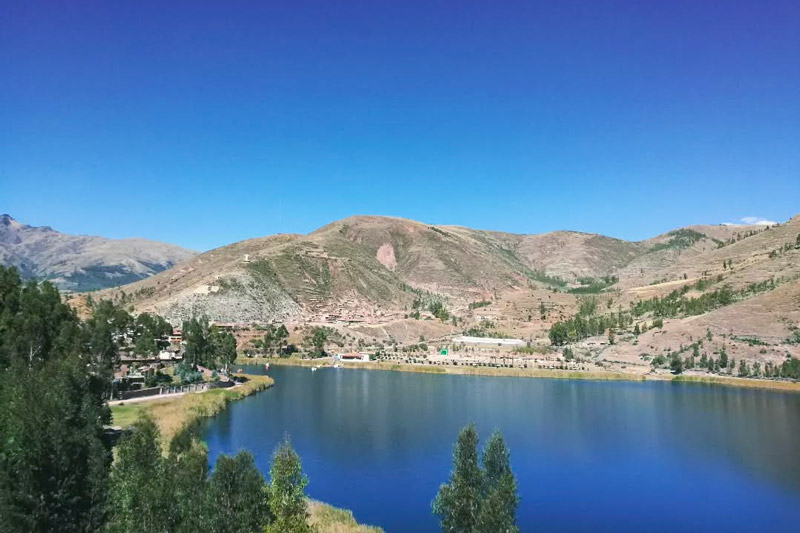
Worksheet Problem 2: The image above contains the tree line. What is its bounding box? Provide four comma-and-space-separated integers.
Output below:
1, 265, 521, 531
108, 417, 311, 533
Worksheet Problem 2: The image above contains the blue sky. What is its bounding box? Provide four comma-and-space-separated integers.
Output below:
2, 1, 798, 251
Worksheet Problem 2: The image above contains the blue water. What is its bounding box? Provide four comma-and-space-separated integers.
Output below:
202, 366, 800, 532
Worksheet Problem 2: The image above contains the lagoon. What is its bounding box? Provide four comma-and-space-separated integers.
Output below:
202, 365, 800, 531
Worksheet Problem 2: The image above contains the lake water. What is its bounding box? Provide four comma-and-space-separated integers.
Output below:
202, 365, 800, 532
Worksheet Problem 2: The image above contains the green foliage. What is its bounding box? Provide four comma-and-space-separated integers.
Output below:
468, 300, 491, 310
132, 312, 172, 356
548, 310, 632, 346
477, 431, 519, 533
567, 276, 618, 294
578, 296, 598, 317
432, 425, 519, 533
174, 362, 204, 384
209, 327, 237, 369
0, 266, 112, 532
182, 317, 237, 369
105, 416, 167, 533
107, 416, 270, 533
0, 358, 111, 532
429, 301, 450, 322
670, 354, 684, 374
525, 270, 567, 289
208, 451, 271, 533
563, 347, 574, 361
651, 354, 668, 367
432, 424, 482, 532
304, 326, 331, 358
648, 229, 710, 253
738, 359, 750, 377
0, 266, 82, 369
631, 279, 779, 319
266, 437, 310, 533
182, 317, 212, 367
257, 323, 290, 355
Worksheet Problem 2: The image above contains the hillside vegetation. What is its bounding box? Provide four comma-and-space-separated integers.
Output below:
90, 214, 800, 375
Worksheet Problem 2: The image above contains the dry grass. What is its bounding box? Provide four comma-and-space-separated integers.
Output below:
110, 374, 273, 443
307, 500, 383, 533
242, 357, 642, 382
672, 374, 800, 393
239, 356, 800, 393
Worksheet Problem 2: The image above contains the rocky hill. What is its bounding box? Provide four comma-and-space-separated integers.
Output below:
0, 214, 197, 291
68, 212, 800, 374
93, 214, 793, 327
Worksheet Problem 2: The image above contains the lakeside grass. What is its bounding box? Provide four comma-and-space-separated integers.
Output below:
238, 356, 642, 381
238, 356, 800, 393
672, 374, 800, 393
110, 373, 273, 443
110, 375, 378, 532
307, 500, 383, 533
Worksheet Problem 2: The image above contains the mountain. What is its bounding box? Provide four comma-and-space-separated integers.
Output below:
92, 214, 792, 317
0, 214, 197, 291
79, 213, 800, 370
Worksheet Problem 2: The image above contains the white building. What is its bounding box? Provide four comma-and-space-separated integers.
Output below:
451, 336, 525, 347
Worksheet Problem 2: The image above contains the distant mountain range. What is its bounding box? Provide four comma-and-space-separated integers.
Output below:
11, 212, 800, 371
0, 214, 197, 291
96, 214, 795, 325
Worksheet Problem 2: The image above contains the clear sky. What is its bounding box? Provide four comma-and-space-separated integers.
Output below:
2, 1, 798, 251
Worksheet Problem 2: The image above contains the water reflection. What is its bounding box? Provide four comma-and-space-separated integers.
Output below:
203, 366, 800, 532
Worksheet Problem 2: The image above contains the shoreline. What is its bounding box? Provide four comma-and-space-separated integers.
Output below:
109, 373, 274, 442
237, 356, 800, 393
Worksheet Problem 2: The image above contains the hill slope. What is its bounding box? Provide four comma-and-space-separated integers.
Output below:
0, 214, 197, 291
99, 215, 793, 331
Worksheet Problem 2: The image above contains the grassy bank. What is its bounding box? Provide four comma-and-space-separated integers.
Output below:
672, 374, 800, 393
110, 373, 273, 442
238, 356, 800, 393
307, 500, 383, 533
110, 375, 378, 532
237, 356, 642, 382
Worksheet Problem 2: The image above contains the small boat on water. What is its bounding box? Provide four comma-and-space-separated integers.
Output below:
264, 363, 270, 371
333, 363, 341, 369
311, 366, 318, 371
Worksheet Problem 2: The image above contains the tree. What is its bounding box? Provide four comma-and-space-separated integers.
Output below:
260, 324, 290, 355
432, 424, 483, 532
429, 301, 450, 322
796, 233, 800, 248
476, 431, 518, 533
167, 424, 210, 533
633, 323, 641, 336
607, 330, 616, 345
132, 312, 172, 356
718, 346, 728, 369
305, 327, 329, 358
207, 451, 270, 533
0, 267, 112, 532
183, 317, 212, 367
670, 354, 684, 374
84, 299, 132, 374
209, 327, 237, 371
0, 267, 82, 369
106, 416, 169, 533
266, 436, 310, 533
738, 359, 750, 377
0, 358, 111, 533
